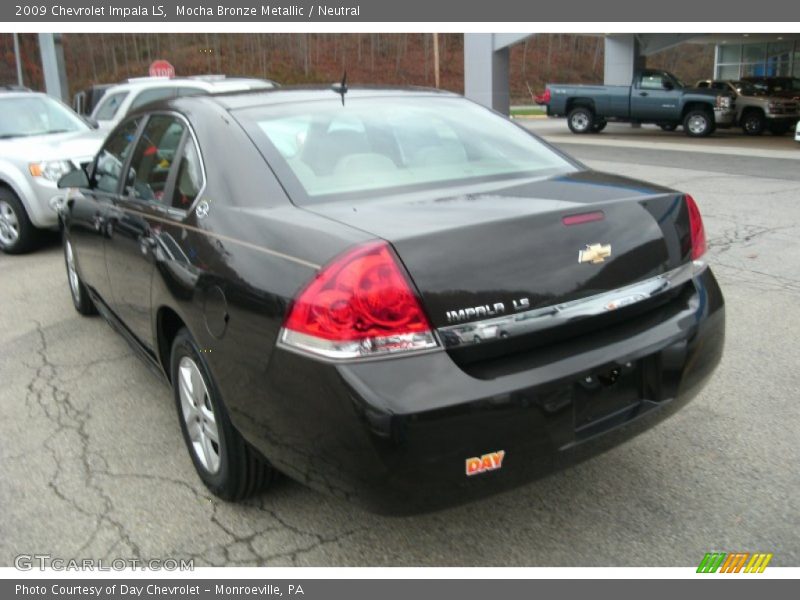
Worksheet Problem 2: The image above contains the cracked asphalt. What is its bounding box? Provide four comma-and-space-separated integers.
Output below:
1, 128, 799, 567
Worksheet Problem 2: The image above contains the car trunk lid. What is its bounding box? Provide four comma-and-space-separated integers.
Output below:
303, 170, 695, 359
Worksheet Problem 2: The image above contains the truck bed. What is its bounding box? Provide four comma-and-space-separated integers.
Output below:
547, 84, 631, 118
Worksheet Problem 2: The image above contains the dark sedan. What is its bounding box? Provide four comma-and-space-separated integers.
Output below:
57, 87, 725, 513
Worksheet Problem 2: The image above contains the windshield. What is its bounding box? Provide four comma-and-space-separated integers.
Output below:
0, 95, 89, 139
756, 78, 800, 93
93, 91, 128, 121
732, 81, 762, 96
780, 78, 800, 92
235, 96, 576, 203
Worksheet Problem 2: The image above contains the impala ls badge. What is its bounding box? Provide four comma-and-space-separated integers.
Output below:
578, 243, 611, 264
446, 302, 505, 323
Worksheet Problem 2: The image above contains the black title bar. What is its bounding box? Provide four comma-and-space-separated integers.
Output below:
4, 0, 800, 22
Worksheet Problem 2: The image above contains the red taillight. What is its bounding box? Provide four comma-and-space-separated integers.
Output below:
280, 240, 438, 360
685, 194, 707, 260
534, 89, 551, 105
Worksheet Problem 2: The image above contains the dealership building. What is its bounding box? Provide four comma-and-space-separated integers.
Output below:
464, 33, 800, 115
712, 35, 800, 79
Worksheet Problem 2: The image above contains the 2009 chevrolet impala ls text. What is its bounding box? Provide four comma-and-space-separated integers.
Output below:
56, 87, 725, 513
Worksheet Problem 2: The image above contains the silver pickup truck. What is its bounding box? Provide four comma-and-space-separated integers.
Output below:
696, 79, 799, 135
543, 69, 736, 137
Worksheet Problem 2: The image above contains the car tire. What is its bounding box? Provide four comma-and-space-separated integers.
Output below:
590, 119, 607, 133
171, 328, 273, 501
742, 110, 766, 136
683, 110, 714, 137
0, 188, 39, 255
659, 123, 679, 132
567, 106, 595, 134
63, 232, 97, 316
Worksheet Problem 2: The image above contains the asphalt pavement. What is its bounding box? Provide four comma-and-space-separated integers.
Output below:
1, 124, 798, 567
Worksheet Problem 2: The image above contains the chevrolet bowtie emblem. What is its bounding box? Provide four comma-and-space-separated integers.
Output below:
578, 243, 611, 264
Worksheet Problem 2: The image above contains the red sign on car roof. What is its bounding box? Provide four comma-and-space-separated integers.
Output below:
148, 60, 175, 78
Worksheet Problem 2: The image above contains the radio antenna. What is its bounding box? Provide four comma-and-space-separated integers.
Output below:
332, 71, 347, 105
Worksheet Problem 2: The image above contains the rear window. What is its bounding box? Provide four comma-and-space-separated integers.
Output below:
93, 91, 128, 121
234, 96, 575, 203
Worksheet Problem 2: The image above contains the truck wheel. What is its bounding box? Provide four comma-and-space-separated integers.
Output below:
683, 110, 714, 137
591, 119, 607, 133
742, 110, 766, 136
659, 123, 679, 132
768, 122, 790, 136
567, 107, 595, 134
0, 188, 39, 254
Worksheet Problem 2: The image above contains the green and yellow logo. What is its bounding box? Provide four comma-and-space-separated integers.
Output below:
697, 552, 773, 573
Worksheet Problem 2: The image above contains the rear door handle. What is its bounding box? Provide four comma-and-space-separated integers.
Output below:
639, 92, 649, 97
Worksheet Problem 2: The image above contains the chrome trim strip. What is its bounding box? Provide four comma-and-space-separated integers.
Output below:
111, 205, 321, 270
437, 260, 705, 348
277, 328, 442, 363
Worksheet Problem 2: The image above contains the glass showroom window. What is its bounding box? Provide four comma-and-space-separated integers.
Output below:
716, 40, 799, 80
716, 44, 742, 79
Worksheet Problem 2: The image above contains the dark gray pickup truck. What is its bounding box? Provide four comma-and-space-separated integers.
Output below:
543, 69, 736, 137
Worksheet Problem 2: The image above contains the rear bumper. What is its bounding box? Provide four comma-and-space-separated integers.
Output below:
235, 266, 725, 514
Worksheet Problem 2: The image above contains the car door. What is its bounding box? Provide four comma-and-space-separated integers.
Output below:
69, 117, 142, 305
104, 113, 189, 350
630, 71, 680, 121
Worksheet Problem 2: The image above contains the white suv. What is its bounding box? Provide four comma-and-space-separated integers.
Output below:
90, 75, 277, 130
0, 91, 105, 253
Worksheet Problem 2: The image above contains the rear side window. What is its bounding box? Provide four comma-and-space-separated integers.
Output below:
129, 87, 176, 111
234, 96, 575, 203
93, 91, 128, 121
94, 118, 141, 194
125, 115, 185, 203
171, 138, 204, 209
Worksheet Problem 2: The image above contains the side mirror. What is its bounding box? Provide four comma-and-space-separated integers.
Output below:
662, 80, 674, 91
82, 116, 99, 129
57, 168, 90, 190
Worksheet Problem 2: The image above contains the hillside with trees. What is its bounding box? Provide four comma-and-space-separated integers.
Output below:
1, 33, 714, 104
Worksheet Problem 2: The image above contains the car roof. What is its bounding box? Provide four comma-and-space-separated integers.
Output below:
0, 84, 32, 93
0, 90, 47, 99
207, 85, 459, 111
103, 77, 274, 94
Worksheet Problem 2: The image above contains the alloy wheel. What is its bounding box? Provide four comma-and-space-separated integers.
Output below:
0, 200, 19, 246
178, 356, 221, 474
65, 239, 81, 303
687, 115, 708, 135
571, 112, 590, 132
